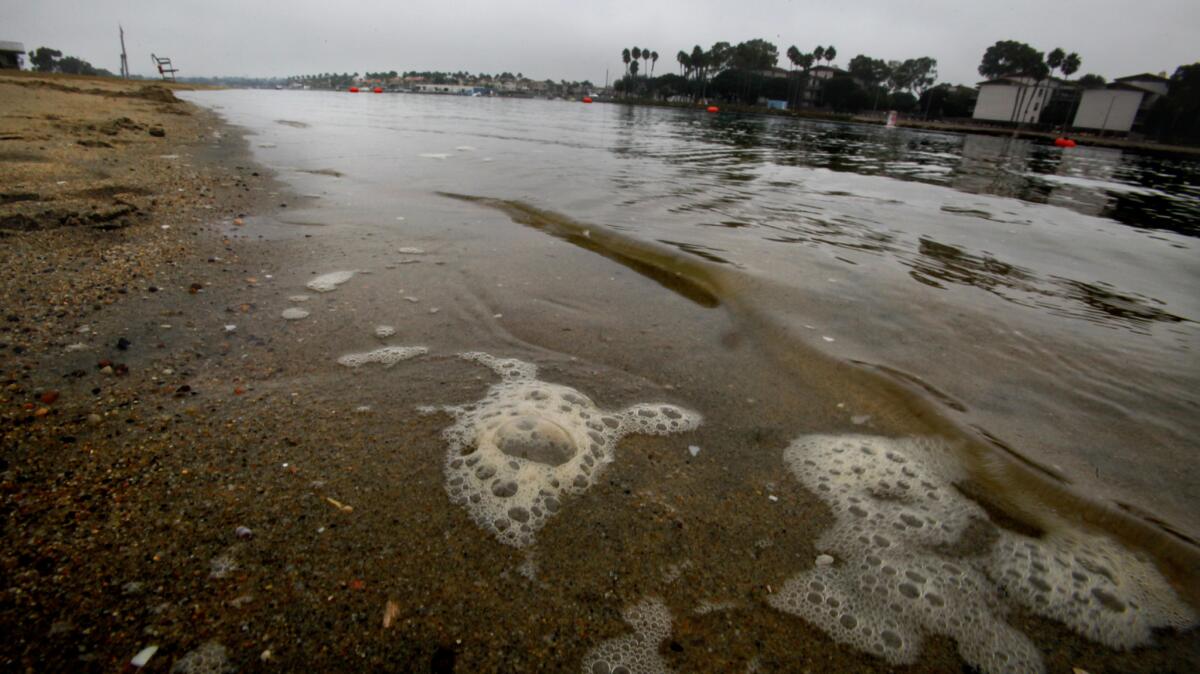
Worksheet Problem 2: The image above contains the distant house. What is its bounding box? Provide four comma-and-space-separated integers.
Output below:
972, 76, 1069, 124
798, 65, 849, 107
1071, 73, 1170, 134
0, 41, 24, 69
1071, 86, 1144, 132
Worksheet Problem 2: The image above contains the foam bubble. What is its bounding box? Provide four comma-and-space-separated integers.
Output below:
431, 352, 701, 547
281, 307, 310, 320
375, 325, 396, 338
170, 642, 231, 674
770, 434, 1196, 674
306, 271, 356, 293
419, 152, 450, 159
396, 247, 425, 255
337, 346, 428, 368
580, 598, 673, 674
989, 530, 1195, 650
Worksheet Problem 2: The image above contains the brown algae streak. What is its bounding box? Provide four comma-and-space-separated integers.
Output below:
443, 191, 1200, 610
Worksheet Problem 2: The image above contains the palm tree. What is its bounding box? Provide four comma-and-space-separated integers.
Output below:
650, 51, 659, 78
786, 46, 803, 108
677, 50, 688, 77
632, 46, 642, 66
622, 48, 632, 95
825, 46, 837, 66
814, 46, 825, 66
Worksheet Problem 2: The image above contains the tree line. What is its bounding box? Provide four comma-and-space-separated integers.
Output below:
615, 38, 942, 115
26, 46, 115, 78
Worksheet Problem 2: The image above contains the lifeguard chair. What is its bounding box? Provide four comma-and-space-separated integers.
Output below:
151, 53, 178, 82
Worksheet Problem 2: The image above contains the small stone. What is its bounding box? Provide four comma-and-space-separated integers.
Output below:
87, 413, 103, 425
100, 365, 114, 375
688, 445, 700, 457
148, 127, 165, 137
116, 337, 132, 351
39, 390, 60, 405
235, 526, 253, 540
816, 554, 835, 566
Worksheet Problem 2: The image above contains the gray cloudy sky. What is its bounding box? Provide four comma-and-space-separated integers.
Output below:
7, 0, 1198, 85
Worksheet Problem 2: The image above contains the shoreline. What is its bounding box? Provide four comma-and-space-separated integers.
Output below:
2, 77, 1197, 672
595, 96, 1200, 157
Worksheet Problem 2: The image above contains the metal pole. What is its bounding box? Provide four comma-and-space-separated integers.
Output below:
119, 25, 129, 79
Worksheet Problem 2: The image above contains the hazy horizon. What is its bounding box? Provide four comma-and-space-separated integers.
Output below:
6, 0, 1198, 86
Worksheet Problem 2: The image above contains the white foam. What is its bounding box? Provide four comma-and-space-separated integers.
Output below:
769, 434, 1196, 674
337, 346, 427, 368
170, 642, 230, 674
288, 294, 311, 302
432, 352, 701, 547
989, 530, 1195, 650
375, 325, 396, 338
419, 152, 450, 160
306, 271, 356, 293
396, 247, 425, 255
580, 598, 673, 674
281, 307, 309, 320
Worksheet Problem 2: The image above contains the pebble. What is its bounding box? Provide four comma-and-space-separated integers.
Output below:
235, 526, 253, 540
816, 554, 835, 566
130, 645, 158, 668
688, 445, 700, 457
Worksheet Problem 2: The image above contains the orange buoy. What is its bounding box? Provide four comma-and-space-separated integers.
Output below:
582, 96, 593, 103
373, 87, 383, 94
349, 86, 359, 93
1054, 137, 1076, 148
706, 105, 719, 113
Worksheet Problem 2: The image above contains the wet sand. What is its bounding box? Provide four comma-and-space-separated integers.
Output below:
1, 78, 1197, 673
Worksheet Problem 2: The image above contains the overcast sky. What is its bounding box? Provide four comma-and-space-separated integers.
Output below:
7, 0, 1198, 85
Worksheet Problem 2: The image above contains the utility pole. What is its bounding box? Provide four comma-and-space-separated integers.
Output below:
119, 25, 129, 79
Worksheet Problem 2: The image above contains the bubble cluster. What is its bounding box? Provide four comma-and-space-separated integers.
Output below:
306, 270, 356, 293
990, 529, 1195, 650
336, 346, 428, 368
431, 352, 701, 547
581, 598, 673, 674
171, 642, 232, 674
770, 434, 1195, 674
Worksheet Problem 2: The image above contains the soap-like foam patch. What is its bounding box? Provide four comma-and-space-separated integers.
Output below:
770, 434, 1196, 674
306, 271, 356, 292
281, 307, 309, 320
337, 346, 428, 368
989, 530, 1195, 650
581, 598, 673, 674
430, 352, 701, 547
170, 642, 231, 674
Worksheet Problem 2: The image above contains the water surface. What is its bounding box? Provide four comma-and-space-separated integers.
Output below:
183, 90, 1200, 671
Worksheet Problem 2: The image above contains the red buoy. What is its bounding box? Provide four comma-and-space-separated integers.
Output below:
1054, 137, 1076, 148
349, 86, 359, 93
706, 105, 719, 113
582, 96, 593, 103
373, 87, 383, 94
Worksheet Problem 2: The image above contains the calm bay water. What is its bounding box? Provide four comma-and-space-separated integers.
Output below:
182, 90, 1200, 670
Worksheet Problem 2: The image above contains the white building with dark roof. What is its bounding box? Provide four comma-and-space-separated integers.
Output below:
0, 41, 25, 70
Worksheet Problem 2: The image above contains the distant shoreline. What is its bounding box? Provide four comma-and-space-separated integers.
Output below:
596, 96, 1200, 157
